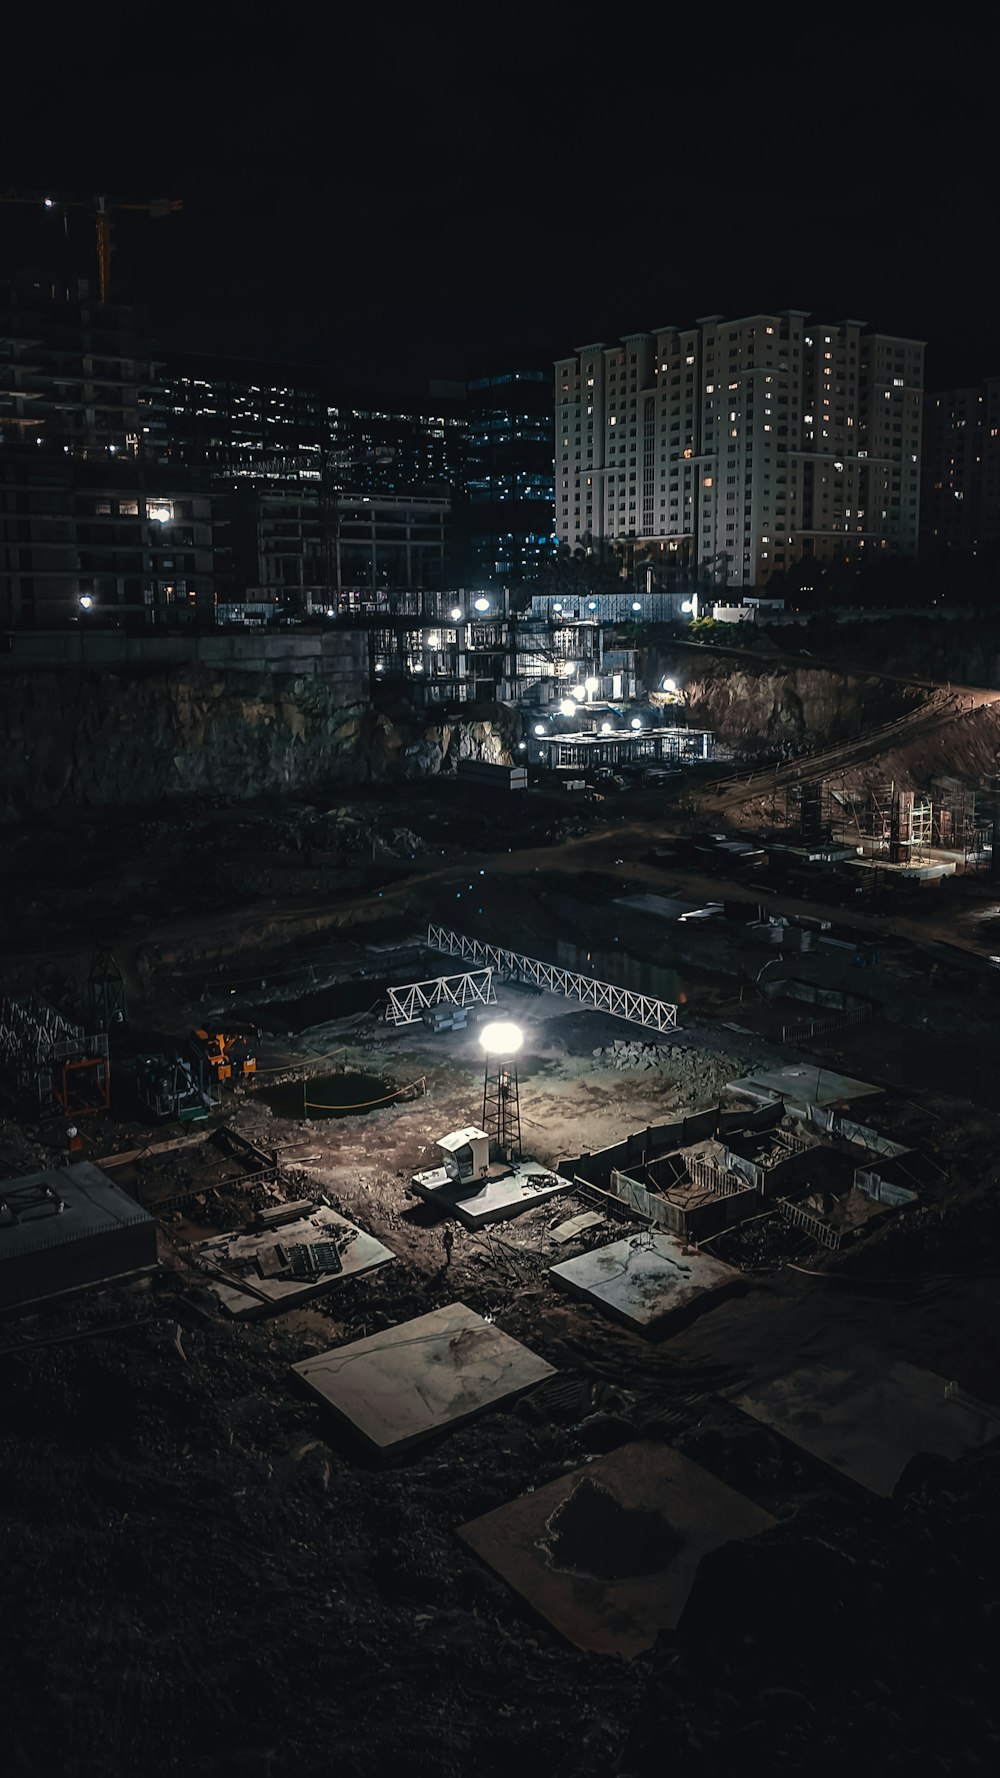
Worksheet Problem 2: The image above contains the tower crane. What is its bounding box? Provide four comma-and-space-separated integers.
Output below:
0, 191, 182, 303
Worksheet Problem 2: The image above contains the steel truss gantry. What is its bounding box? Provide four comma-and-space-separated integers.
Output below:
426, 926, 679, 1034
385, 967, 497, 1026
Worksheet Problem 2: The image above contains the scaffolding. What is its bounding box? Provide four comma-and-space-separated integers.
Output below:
825, 776, 986, 871
0, 994, 110, 1116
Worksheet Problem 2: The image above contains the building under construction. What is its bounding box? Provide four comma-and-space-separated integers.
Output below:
770, 777, 996, 879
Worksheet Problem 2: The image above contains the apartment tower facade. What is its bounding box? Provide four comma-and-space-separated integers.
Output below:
556, 312, 924, 588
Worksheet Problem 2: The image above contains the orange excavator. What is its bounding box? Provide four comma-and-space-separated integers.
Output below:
190, 1027, 258, 1085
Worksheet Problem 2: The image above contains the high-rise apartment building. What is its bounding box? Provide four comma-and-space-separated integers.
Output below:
555, 313, 924, 588
921, 380, 1000, 553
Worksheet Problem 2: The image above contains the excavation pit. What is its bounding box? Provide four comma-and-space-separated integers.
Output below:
259, 1072, 399, 1120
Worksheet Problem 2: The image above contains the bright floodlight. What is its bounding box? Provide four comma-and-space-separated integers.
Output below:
78, 593, 94, 610
662, 676, 677, 692
570, 684, 586, 702
450, 606, 462, 620
553, 601, 562, 612
601, 720, 612, 733
631, 601, 641, 611
584, 676, 599, 694
480, 1020, 523, 1056
630, 717, 642, 730
534, 723, 547, 736
474, 596, 490, 613
559, 698, 576, 717
681, 599, 693, 613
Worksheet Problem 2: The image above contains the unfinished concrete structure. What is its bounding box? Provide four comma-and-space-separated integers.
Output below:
0, 1162, 156, 1309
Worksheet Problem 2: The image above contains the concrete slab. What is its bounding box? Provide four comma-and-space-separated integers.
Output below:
292, 1302, 556, 1455
549, 1230, 742, 1335
0, 1161, 156, 1309
728, 1063, 882, 1109
549, 1211, 604, 1245
459, 1441, 774, 1656
409, 1155, 573, 1228
197, 1207, 393, 1318
733, 1346, 1000, 1496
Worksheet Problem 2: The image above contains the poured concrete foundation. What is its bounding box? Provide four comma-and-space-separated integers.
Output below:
733, 1346, 1000, 1495
291, 1301, 555, 1454
409, 1155, 572, 1228
728, 1063, 882, 1109
197, 1207, 393, 1317
549, 1229, 742, 1334
459, 1441, 774, 1655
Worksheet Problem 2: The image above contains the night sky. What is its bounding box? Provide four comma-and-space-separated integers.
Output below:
2, 18, 991, 393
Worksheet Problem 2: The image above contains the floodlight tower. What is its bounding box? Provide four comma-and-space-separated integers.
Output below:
480, 1021, 523, 1163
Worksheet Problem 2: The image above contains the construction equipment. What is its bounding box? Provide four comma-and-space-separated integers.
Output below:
191, 1028, 259, 1085
0, 191, 182, 302
134, 1049, 210, 1123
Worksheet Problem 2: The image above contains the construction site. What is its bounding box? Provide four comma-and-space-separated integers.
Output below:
3, 625, 1000, 1778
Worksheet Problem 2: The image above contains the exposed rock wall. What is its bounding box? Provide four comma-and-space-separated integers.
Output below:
646, 648, 924, 751
0, 663, 520, 820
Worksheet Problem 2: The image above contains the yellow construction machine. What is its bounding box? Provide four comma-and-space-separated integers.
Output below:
190, 1027, 258, 1085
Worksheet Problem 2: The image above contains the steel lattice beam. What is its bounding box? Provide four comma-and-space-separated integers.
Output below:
385, 967, 497, 1026
426, 926, 678, 1033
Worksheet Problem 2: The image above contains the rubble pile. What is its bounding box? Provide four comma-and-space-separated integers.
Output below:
592, 1040, 740, 1097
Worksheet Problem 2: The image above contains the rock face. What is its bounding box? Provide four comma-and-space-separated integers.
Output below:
0, 663, 521, 819
645, 648, 922, 751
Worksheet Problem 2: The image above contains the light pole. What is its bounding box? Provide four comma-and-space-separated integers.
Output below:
480, 1020, 523, 1162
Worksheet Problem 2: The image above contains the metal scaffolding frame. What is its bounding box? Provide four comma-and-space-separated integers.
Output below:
0, 994, 110, 1115
385, 968, 497, 1027
426, 925, 679, 1033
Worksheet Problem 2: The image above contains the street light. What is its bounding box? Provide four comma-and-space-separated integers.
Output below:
474, 596, 490, 613
630, 717, 643, 731
559, 698, 576, 717
450, 606, 462, 621
78, 594, 94, 611
662, 677, 677, 693
584, 675, 599, 695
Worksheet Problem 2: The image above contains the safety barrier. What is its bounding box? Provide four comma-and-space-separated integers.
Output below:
781, 1004, 873, 1045
778, 1196, 843, 1250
